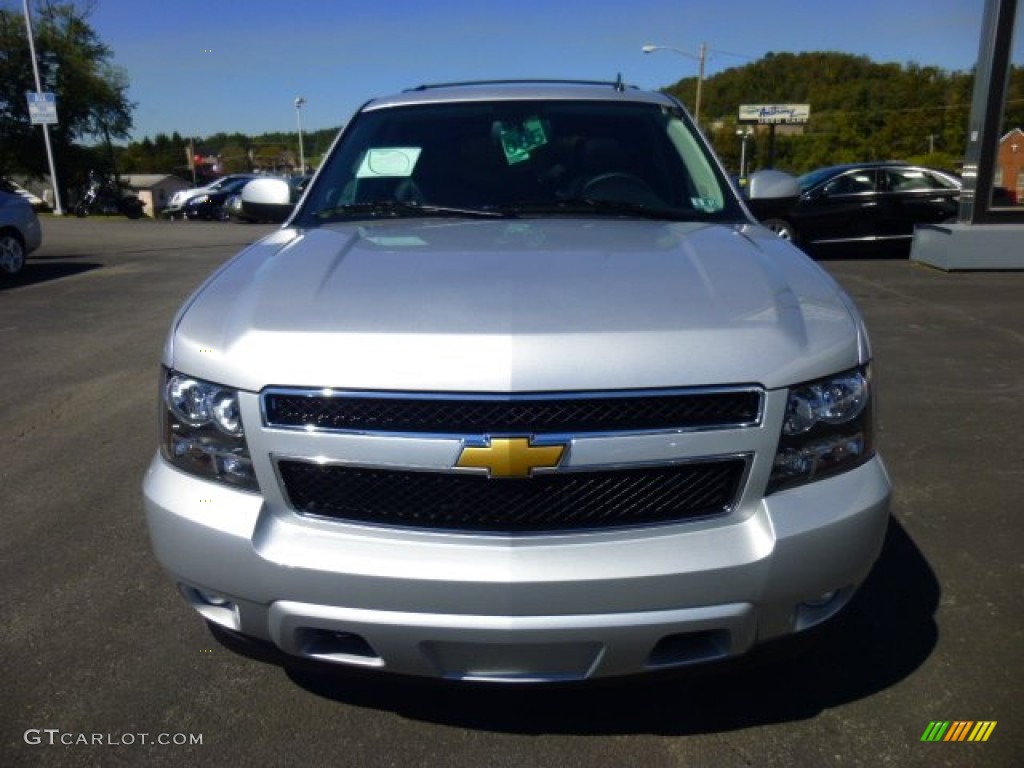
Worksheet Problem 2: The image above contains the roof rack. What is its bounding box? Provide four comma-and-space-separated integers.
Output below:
404, 78, 637, 93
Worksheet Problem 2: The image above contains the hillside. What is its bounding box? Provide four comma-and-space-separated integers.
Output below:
665, 51, 1023, 174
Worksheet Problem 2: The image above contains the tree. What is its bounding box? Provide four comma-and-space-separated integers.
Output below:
656, 51, 1003, 175
0, 1, 135, 194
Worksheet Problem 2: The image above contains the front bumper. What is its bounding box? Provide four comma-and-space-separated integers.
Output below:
143, 451, 890, 681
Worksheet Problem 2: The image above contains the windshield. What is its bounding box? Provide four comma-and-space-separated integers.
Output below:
798, 167, 844, 194
295, 100, 743, 226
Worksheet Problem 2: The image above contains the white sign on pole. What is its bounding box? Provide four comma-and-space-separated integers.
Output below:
738, 104, 810, 125
26, 91, 59, 125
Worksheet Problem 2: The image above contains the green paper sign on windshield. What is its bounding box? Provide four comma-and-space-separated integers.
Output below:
499, 117, 548, 164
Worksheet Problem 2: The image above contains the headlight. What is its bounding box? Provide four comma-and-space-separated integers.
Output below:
768, 367, 874, 493
161, 370, 258, 490
192, 195, 211, 205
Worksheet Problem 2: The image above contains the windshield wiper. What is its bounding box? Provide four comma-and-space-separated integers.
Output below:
314, 200, 510, 222
503, 198, 698, 221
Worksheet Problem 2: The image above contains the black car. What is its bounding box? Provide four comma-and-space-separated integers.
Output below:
750, 162, 961, 255
181, 177, 255, 220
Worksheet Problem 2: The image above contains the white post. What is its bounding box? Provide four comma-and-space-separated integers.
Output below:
295, 97, 306, 174
22, 0, 63, 214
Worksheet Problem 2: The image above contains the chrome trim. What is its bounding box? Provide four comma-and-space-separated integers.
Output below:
259, 386, 766, 438
808, 233, 913, 245
271, 449, 752, 475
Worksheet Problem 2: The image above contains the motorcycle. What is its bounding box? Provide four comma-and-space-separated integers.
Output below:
73, 174, 145, 219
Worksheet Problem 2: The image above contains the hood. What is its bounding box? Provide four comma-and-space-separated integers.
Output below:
169, 218, 867, 392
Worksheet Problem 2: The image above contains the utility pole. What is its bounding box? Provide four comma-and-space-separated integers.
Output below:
695, 42, 706, 129
642, 42, 708, 128
22, 0, 63, 214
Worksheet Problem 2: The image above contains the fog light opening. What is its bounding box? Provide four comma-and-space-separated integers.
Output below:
181, 585, 241, 630
793, 586, 852, 632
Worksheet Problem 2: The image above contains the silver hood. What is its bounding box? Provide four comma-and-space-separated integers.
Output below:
168, 218, 868, 393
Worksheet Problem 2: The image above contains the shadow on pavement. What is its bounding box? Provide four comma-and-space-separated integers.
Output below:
0, 260, 102, 290
810, 244, 912, 261
213, 517, 937, 735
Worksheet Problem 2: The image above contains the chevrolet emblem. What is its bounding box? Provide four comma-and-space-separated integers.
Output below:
456, 437, 565, 478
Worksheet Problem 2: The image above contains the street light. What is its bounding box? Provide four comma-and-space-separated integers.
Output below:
294, 96, 306, 174
736, 127, 753, 180
642, 43, 706, 127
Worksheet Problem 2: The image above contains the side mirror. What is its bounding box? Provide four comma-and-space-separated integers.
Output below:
241, 178, 293, 223
746, 170, 800, 200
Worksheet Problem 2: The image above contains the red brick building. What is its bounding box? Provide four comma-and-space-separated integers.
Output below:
995, 127, 1024, 204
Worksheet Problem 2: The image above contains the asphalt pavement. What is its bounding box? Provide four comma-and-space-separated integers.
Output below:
1, 216, 1021, 767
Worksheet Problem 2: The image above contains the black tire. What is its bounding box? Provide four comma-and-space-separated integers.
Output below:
73, 202, 89, 217
0, 231, 27, 276
761, 218, 797, 242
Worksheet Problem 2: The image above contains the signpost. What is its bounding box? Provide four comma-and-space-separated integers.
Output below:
26, 91, 59, 125
21, 0, 63, 214
738, 104, 811, 169
738, 104, 811, 125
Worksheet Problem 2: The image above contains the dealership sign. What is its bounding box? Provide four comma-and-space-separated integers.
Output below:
738, 104, 810, 125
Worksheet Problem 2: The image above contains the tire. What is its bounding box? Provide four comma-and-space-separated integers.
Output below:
0, 231, 27, 276
761, 218, 797, 242
73, 202, 89, 217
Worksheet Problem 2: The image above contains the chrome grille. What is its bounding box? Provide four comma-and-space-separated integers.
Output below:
263, 388, 762, 435
277, 458, 747, 534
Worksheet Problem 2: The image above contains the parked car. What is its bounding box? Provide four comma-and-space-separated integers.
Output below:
224, 175, 311, 222
144, 80, 891, 682
181, 177, 256, 220
750, 161, 961, 254
164, 174, 257, 219
0, 177, 49, 212
0, 190, 43, 277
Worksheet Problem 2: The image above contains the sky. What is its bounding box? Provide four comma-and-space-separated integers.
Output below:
14, 0, 1017, 141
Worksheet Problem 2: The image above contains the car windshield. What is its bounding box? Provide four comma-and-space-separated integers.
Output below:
798, 167, 843, 194
295, 100, 743, 226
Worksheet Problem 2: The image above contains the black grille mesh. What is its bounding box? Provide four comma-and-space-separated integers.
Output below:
277, 459, 746, 533
264, 390, 761, 434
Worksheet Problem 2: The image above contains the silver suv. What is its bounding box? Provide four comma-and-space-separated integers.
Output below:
143, 80, 891, 682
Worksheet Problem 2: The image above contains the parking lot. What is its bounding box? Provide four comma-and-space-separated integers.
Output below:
2, 216, 1021, 767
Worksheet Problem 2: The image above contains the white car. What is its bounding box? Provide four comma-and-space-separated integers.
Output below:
164, 174, 257, 219
0, 190, 42, 277
0, 177, 47, 211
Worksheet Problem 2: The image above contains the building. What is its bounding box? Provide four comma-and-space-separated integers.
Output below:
995, 127, 1024, 204
121, 174, 191, 218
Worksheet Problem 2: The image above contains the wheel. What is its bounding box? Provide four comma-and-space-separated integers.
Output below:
73, 202, 89, 217
0, 231, 26, 276
761, 218, 797, 241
